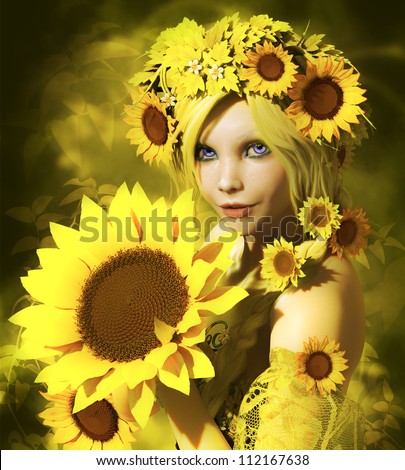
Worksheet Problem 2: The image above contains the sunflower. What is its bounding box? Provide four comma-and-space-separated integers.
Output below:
329, 208, 370, 259
38, 388, 138, 450
298, 196, 341, 240
241, 41, 298, 97
11, 183, 247, 427
295, 337, 349, 395
286, 56, 367, 143
124, 90, 177, 166
260, 237, 306, 292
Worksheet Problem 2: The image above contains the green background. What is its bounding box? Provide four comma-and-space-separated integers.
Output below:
1, 0, 405, 450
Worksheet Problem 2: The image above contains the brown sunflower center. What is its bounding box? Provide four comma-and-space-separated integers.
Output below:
336, 219, 358, 246
273, 250, 295, 277
72, 399, 119, 443
77, 247, 190, 362
303, 77, 344, 120
142, 106, 168, 146
306, 351, 332, 380
257, 54, 285, 81
310, 205, 329, 227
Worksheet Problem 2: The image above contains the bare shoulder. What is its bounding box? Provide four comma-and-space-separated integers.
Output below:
270, 253, 365, 382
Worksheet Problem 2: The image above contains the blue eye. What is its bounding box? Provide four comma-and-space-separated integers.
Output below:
246, 142, 270, 158
195, 145, 217, 161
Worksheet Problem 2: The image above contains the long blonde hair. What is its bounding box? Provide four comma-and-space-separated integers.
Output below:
168, 92, 351, 417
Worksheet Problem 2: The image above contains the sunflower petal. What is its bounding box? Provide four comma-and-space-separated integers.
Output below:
179, 345, 215, 379
129, 380, 156, 428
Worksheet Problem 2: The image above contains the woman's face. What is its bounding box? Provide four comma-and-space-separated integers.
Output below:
195, 97, 294, 240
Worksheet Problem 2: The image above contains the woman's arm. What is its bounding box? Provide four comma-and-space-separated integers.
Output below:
157, 379, 231, 450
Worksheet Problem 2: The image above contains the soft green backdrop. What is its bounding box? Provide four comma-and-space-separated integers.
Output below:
1, 0, 404, 450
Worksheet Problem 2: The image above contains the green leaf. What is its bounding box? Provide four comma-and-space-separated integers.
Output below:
369, 240, 385, 263
390, 405, 405, 418
383, 379, 394, 402
72, 41, 138, 66
36, 213, 67, 231
39, 236, 57, 249
64, 177, 97, 187
373, 401, 389, 413
371, 419, 385, 429
0, 345, 18, 357
365, 431, 384, 445
15, 380, 30, 410
87, 102, 114, 151
69, 22, 120, 49
382, 439, 397, 450
51, 115, 82, 167
11, 236, 38, 255
23, 133, 51, 179
32, 196, 53, 216
98, 184, 118, 195
5, 207, 35, 223
59, 186, 98, 206
377, 222, 395, 239
363, 342, 379, 359
383, 236, 405, 251
26, 434, 42, 448
385, 414, 400, 430
0, 390, 16, 405
99, 195, 114, 208
354, 248, 370, 269
62, 91, 86, 114
40, 71, 78, 121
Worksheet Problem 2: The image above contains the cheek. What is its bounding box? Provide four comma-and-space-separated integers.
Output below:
198, 165, 216, 202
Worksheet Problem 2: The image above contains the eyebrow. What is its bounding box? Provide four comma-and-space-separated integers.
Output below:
198, 129, 264, 146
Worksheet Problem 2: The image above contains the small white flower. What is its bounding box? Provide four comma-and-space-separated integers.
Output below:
209, 64, 224, 80
161, 93, 176, 107
188, 59, 202, 75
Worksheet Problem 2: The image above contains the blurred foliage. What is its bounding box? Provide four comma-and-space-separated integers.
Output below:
1, 0, 405, 450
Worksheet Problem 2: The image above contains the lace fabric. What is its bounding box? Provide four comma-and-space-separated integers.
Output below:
233, 347, 365, 450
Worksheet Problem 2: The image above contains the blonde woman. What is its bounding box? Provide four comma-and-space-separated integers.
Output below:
125, 13, 371, 450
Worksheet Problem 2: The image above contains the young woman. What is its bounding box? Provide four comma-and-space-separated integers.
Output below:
125, 13, 371, 449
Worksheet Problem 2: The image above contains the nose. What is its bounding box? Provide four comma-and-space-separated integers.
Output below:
217, 160, 243, 193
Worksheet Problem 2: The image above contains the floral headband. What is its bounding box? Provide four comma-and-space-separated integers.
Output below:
124, 13, 371, 166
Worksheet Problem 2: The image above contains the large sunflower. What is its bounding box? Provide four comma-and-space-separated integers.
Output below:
286, 57, 367, 143
295, 337, 349, 395
124, 90, 177, 166
241, 41, 298, 97
298, 196, 341, 240
260, 237, 306, 292
39, 388, 138, 450
11, 183, 247, 427
329, 208, 370, 259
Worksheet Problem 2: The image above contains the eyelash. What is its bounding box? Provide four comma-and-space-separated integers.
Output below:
195, 143, 271, 161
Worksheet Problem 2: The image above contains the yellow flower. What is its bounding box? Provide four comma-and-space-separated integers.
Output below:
260, 237, 306, 292
124, 89, 177, 166
286, 56, 367, 142
38, 388, 138, 450
242, 41, 298, 98
298, 196, 341, 240
329, 208, 370, 259
11, 183, 247, 428
295, 337, 349, 395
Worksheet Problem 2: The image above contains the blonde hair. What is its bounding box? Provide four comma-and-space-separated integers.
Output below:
168, 93, 351, 417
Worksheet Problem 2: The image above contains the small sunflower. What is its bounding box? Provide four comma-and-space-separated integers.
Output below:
124, 90, 177, 166
329, 208, 370, 259
241, 41, 298, 97
298, 196, 341, 240
286, 56, 367, 143
39, 388, 138, 450
260, 237, 306, 292
11, 183, 247, 428
295, 337, 349, 395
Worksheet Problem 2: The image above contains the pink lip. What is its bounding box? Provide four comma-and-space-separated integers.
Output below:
219, 204, 255, 218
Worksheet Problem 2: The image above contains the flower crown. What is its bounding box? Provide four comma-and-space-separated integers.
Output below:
124, 13, 371, 166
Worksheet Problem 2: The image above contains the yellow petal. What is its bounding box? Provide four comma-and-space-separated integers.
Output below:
197, 285, 248, 315
158, 352, 190, 395
144, 342, 177, 369
176, 304, 201, 334
53, 423, 81, 443
16, 340, 62, 360
120, 360, 157, 389
129, 380, 156, 428
179, 345, 215, 379
63, 433, 92, 450
154, 317, 176, 345
186, 259, 216, 298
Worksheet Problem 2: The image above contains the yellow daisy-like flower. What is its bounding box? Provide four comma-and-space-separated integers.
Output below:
260, 237, 306, 292
298, 196, 342, 240
286, 56, 367, 142
329, 208, 370, 260
11, 183, 247, 428
124, 90, 177, 166
295, 337, 349, 395
38, 388, 138, 450
242, 41, 298, 97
